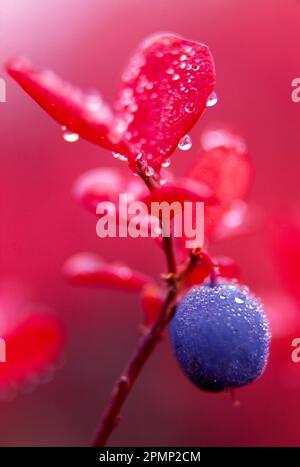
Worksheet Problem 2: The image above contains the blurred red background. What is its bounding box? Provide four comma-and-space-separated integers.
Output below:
1, 0, 300, 446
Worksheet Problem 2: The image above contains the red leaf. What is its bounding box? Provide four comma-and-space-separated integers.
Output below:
140, 284, 164, 326
214, 256, 241, 281
63, 252, 151, 292
185, 254, 212, 286
187, 144, 253, 240
6, 58, 129, 154
0, 314, 64, 393
114, 33, 216, 169
73, 167, 125, 213
73, 167, 147, 216
141, 179, 215, 217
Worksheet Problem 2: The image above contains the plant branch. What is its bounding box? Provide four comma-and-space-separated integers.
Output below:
91, 281, 177, 447
91, 162, 200, 447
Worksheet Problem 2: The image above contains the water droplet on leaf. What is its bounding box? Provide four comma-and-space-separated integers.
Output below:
145, 166, 154, 177
63, 131, 79, 143
206, 91, 218, 107
178, 135, 192, 151
162, 159, 171, 168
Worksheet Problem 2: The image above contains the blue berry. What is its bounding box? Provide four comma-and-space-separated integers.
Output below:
170, 281, 271, 392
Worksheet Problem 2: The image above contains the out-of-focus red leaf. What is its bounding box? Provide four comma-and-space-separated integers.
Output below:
73, 167, 147, 214
63, 252, 151, 292
270, 213, 300, 303
0, 314, 65, 393
115, 33, 216, 170
6, 58, 129, 154
201, 128, 247, 153
140, 284, 164, 326
73, 167, 125, 213
186, 144, 254, 240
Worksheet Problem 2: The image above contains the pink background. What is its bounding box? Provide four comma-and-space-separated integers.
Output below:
0, 0, 300, 446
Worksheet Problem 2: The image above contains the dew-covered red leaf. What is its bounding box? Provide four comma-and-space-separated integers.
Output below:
0, 314, 64, 392
140, 284, 164, 326
187, 145, 253, 240
115, 33, 216, 169
63, 252, 151, 292
6, 58, 129, 154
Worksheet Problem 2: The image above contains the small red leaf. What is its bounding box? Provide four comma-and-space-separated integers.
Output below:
185, 255, 212, 286
73, 167, 125, 213
140, 284, 164, 326
6, 58, 129, 154
115, 33, 216, 169
63, 252, 151, 292
141, 179, 215, 217
0, 314, 64, 392
73, 167, 147, 215
213, 256, 241, 281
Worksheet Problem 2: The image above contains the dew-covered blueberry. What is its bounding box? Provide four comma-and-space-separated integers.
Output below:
170, 281, 271, 392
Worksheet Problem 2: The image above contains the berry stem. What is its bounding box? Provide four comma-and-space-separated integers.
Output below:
91, 162, 198, 447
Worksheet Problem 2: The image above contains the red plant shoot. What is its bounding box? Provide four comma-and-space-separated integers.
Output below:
6, 32, 264, 446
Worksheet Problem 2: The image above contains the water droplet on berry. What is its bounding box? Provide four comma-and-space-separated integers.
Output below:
178, 135, 192, 151
172, 74, 180, 81
166, 68, 174, 75
206, 91, 218, 107
235, 297, 244, 304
